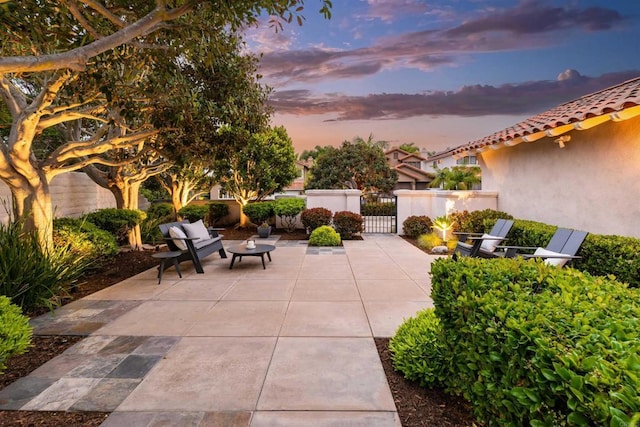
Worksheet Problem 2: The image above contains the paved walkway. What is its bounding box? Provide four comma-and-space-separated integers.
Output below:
0, 235, 438, 426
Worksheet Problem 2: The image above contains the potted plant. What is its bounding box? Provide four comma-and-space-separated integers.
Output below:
257, 222, 272, 238
243, 201, 275, 238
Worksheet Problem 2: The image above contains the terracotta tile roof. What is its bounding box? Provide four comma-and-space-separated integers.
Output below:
429, 76, 640, 160
394, 163, 434, 182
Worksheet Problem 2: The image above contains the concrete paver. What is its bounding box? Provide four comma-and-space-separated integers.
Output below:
5, 234, 435, 426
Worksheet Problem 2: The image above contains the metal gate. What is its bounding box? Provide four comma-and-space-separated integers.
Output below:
360, 193, 397, 233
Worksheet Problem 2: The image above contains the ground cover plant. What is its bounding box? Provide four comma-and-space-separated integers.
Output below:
392, 256, 640, 425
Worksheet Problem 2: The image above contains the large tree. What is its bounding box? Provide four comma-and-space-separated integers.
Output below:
0, 0, 331, 246
305, 136, 398, 194
152, 29, 272, 214
213, 125, 298, 227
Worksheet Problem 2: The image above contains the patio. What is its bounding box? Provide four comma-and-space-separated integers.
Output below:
0, 234, 438, 426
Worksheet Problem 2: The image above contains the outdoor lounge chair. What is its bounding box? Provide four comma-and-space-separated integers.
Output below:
454, 218, 514, 258
499, 227, 588, 267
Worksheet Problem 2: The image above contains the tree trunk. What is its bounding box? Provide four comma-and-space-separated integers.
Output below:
107, 180, 144, 250
6, 173, 54, 250
170, 180, 183, 216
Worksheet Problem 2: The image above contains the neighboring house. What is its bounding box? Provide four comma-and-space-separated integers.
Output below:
385, 147, 434, 190
427, 77, 640, 238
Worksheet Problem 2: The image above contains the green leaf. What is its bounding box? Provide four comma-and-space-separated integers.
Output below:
567, 411, 589, 425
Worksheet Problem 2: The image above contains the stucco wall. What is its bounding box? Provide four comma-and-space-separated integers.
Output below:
0, 172, 116, 223
395, 190, 498, 234
480, 116, 640, 238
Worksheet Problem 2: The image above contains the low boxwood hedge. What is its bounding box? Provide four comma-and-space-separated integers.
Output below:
422, 257, 640, 426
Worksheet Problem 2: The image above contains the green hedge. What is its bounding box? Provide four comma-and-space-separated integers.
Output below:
177, 204, 209, 224
450, 209, 513, 233
507, 219, 640, 287
361, 202, 395, 216
424, 257, 640, 425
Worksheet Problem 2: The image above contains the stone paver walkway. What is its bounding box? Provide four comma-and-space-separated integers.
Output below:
0, 234, 439, 426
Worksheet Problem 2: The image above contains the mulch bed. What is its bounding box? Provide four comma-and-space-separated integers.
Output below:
0, 227, 476, 426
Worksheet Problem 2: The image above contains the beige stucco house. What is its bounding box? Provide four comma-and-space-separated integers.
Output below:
428, 77, 640, 238
385, 148, 434, 190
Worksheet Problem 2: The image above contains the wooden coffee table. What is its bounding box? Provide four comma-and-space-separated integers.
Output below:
227, 244, 276, 270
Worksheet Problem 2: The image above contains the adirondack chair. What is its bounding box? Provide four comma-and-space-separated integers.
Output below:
453, 219, 514, 258
499, 227, 588, 267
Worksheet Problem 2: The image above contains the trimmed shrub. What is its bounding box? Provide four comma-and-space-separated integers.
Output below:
333, 211, 363, 239
177, 204, 210, 224
308, 225, 341, 246
146, 203, 175, 220
0, 221, 90, 311
575, 233, 640, 287
274, 198, 306, 232
0, 296, 32, 374
427, 257, 640, 425
389, 308, 448, 387
243, 201, 275, 226
53, 218, 118, 259
207, 202, 229, 226
402, 215, 433, 238
507, 219, 558, 248
454, 209, 514, 233
301, 207, 333, 232
84, 208, 146, 244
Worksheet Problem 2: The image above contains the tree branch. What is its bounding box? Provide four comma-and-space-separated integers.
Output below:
62, 0, 102, 40
0, 2, 195, 73
0, 75, 26, 117
79, 0, 127, 29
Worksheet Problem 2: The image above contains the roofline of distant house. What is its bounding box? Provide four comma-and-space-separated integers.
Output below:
427, 76, 640, 161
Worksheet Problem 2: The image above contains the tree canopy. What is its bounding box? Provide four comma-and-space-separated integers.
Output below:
212, 125, 298, 226
0, 0, 331, 247
305, 136, 398, 194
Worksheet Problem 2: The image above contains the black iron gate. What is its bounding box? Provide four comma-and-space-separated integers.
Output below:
360, 193, 397, 233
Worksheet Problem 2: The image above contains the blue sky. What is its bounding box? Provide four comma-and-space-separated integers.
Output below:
244, 0, 640, 153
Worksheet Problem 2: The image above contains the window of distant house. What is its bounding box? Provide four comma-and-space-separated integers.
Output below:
456, 156, 477, 165
393, 153, 398, 159
405, 161, 420, 168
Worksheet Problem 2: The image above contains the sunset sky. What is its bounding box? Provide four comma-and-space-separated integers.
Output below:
244, 0, 640, 154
